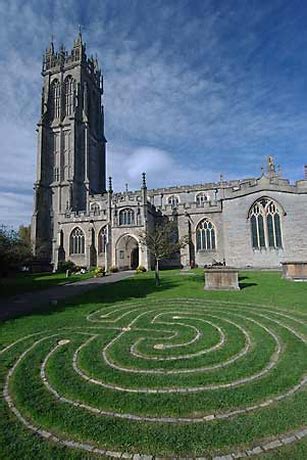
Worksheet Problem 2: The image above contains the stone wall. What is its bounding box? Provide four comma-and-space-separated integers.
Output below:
223, 190, 307, 268
53, 177, 307, 271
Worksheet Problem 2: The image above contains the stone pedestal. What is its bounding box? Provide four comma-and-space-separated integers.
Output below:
204, 267, 240, 291
281, 262, 307, 281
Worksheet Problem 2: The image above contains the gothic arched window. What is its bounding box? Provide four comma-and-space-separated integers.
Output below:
50, 79, 61, 119
90, 202, 100, 216
249, 198, 283, 249
70, 227, 85, 254
119, 208, 135, 226
168, 195, 179, 208
98, 226, 107, 254
196, 193, 209, 206
64, 76, 75, 116
196, 218, 216, 251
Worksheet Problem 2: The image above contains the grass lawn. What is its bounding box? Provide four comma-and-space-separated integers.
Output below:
1, 269, 307, 459
0, 271, 93, 298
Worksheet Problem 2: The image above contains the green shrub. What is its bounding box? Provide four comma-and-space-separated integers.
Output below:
57, 260, 76, 273
93, 266, 106, 277
0, 225, 33, 276
109, 266, 119, 273
136, 265, 147, 274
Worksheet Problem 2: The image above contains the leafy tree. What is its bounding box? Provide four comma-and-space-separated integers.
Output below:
18, 224, 31, 246
0, 225, 33, 277
139, 221, 188, 286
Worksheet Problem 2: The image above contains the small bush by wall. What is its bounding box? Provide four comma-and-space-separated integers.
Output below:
136, 265, 147, 274
57, 260, 76, 273
110, 266, 119, 273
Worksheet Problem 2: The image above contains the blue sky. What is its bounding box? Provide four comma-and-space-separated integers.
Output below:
0, 0, 307, 227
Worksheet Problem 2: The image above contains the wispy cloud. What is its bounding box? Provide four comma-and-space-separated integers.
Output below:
108, 145, 218, 192
0, 0, 306, 226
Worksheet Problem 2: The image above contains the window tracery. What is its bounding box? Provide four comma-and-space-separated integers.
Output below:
196, 193, 209, 206
249, 198, 283, 249
64, 76, 75, 116
196, 218, 216, 251
119, 208, 135, 226
70, 227, 85, 254
90, 202, 100, 216
50, 79, 61, 119
168, 195, 179, 207
98, 227, 107, 254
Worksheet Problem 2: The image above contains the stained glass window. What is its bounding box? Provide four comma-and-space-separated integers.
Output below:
119, 209, 135, 226
249, 199, 283, 250
196, 218, 216, 251
70, 227, 85, 254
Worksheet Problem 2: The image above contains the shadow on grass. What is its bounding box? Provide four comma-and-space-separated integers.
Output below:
0, 275, 180, 322
75, 276, 179, 305
239, 275, 257, 290
0, 272, 92, 299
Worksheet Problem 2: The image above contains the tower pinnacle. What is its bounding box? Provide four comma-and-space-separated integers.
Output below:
142, 172, 147, 189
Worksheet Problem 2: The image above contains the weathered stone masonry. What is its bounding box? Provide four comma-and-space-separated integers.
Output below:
31, 35, 307, 270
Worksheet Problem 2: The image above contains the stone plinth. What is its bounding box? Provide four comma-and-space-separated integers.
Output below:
204, 267, 240, 291
281, 262, 307, 281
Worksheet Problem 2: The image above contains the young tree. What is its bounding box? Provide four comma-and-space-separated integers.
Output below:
139, 221, 188, 286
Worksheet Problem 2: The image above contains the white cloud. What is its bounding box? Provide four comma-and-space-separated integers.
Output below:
0, 0, 306, 227
0, 120, 36, 191
108, 145, 217, 192
0, 192, 33, 227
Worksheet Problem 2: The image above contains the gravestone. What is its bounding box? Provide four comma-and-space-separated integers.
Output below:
204, 267, 240, 291
281, 261, 307, 281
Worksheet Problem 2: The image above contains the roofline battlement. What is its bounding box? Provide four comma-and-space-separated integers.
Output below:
42, 31, 101, 85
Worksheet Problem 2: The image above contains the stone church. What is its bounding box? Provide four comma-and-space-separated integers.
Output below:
31, 33, 307, 271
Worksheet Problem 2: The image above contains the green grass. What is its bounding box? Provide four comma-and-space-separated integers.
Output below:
1, 269, 307, 459
0, 271, 93, 298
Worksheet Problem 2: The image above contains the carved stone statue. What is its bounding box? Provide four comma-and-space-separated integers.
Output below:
267, 155, 276, 176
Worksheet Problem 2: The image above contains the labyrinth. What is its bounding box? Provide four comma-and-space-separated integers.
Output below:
1, 295, 307, 459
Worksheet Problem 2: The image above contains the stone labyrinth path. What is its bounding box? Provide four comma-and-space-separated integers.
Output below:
2, 298, 307, 459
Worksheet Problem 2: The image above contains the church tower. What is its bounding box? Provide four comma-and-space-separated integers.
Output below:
31, 32, 106, 263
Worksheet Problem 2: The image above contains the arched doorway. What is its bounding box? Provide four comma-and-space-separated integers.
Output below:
131, 247, 139, 269
116, 235, 139, 270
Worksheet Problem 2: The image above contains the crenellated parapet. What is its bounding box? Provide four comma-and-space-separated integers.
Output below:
60, 208, 108, 222
113, 192, 143, 204
42, 32, 102, 87
146, 165, 307, 209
